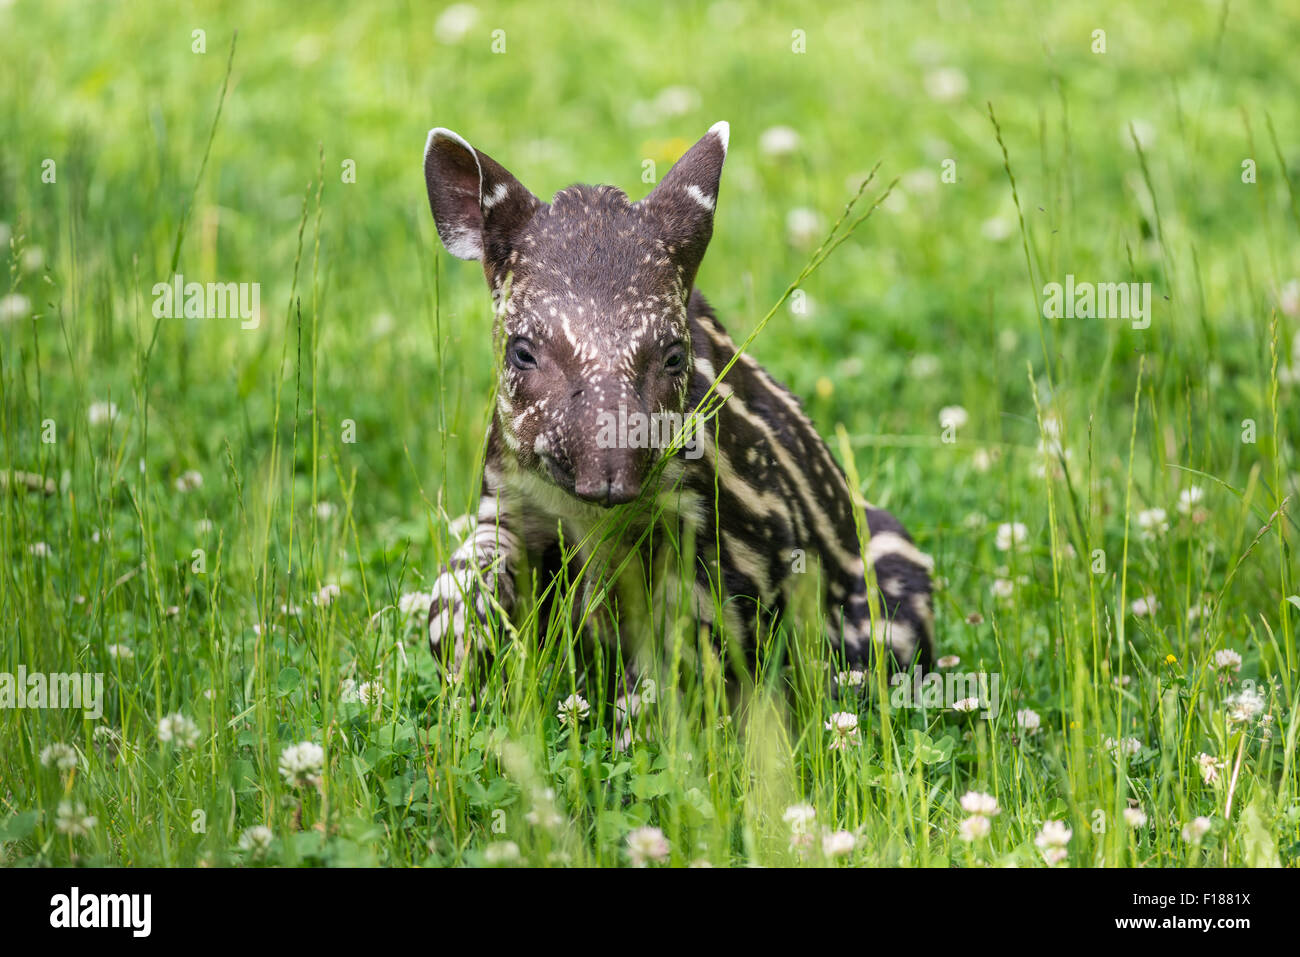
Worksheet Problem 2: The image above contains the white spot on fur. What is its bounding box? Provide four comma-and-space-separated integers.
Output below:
685, 184, 715, 211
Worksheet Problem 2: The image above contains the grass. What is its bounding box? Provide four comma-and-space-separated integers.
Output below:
1, 0, 1297, 867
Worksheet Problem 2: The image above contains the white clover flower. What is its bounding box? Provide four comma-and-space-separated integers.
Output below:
523, 806, 563, 829
40, 742, 79, 771
959, 791, 1000, 817
1181, 816, 1212, 844
652, 85, 700, 119
785, 207, 824, 249
314, 583, 341, 606
27, 542, 52, 558
1280, 279, 1300, 318
825, 711, 860, 750
157, 712, 200, 749
990, 578, 1015, 601
1213, 649, 1242, 673
434, 3, 479, 43
343, 678, 382, 708
971, 449, 993, 473
278, 740, 325, 788
939, 406, 969, 431
995, 522, 1028, 552
980, 216, 1014, 242
936, 655, 961, 669
106, 643, 134, 661
758, 125, 801, 158
195, 519, 214, 535
1197, 752, 1223, 785
627, 826, 670, 866
924, 66, 968, 102
1187, 600, 1214, 624
958, 815, 992, 842
398, 590, 433, 620
88, 401, 119, 426
909, 353, 941, 378
237, 825, 274, 859
1123, 807, 1148, 828
1035, 821, 1071, 864
314, 501, 337, 521
901, 168, 939, 195
1031, 442, 1074, 480
55, 801, 97, 837
1136, 507, 1168, 539
783, 803, 817, 835
483, 840, 521, 865
0, 292, 32, 323
1036, 820, 1071, 848
822, 830, 856, 858
1224, 688, 1265, 725
951, 697, 981, 713
1131, 595, 1158, 617
836, 669, 866, 687
1104, 736, 1141, 757
1016, 708, 1042, 735
525, 789, 563, 830
1177, 486, 1204, 515
174, 470, 204, 492
21, 246, 43, 272
556, 693, 590, 728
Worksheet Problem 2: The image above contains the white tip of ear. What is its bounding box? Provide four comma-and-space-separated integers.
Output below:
424, 127, 476, 162
708, 121, 730, 156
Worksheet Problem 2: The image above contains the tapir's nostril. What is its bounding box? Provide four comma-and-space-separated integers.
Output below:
574, 469, 640, 507
606, 480, 640, 506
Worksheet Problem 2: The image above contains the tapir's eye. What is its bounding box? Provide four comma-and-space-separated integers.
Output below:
507, 337, 538, 371
663, 343, 687, 375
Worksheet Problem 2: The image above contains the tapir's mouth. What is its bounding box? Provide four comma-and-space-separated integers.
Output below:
537, 452, 642, 508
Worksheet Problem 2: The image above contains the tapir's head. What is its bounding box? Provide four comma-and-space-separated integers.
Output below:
423, 123, 728, 505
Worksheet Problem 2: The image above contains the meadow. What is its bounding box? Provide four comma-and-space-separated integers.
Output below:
1, 0, 1297, 868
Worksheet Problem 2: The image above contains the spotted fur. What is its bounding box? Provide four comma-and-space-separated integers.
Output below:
422, 122, 934, 682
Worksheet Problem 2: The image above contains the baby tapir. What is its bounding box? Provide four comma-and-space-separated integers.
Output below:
422, 121, 934, 695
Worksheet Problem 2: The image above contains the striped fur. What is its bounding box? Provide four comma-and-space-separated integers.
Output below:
422, 123, 934, 682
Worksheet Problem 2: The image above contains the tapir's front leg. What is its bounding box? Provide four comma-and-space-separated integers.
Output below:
428, 466, 524, 679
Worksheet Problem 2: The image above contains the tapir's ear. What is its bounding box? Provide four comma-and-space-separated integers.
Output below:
423, 128, 542, 265
639, 121, 729, 286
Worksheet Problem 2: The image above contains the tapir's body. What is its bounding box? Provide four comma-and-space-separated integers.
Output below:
422, 122, 934, 693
